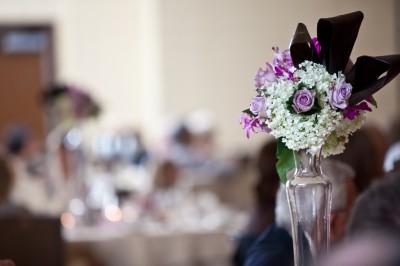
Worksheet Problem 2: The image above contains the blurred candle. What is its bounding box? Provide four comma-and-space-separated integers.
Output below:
104, 205, 122, 222
61, 212, 76, 229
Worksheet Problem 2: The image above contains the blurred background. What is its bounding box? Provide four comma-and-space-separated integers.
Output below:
0, 0, 398, 265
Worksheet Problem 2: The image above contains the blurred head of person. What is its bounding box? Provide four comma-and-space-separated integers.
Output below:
254, 140, 280, 211
275, 159, 356, 246
172, 124, 192, 147
347, 170, 400, 238
5, 125, 28, 156
332, 125, 388, 194
319, 233, 400, 266
245, 139, 280, 233
4, 124, 37, 160
387, 117, 400, 146
153, 160, 180, 190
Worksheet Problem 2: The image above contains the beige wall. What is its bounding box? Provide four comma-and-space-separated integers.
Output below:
0, 0, 398, 156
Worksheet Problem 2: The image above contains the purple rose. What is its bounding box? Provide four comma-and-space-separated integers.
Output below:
254, 63, 277, 88
329, 82, 352, 110
250, 96, 267, 117
292, 89, 316, 113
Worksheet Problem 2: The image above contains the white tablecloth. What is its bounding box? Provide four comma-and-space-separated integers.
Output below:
64, 225, 234, 266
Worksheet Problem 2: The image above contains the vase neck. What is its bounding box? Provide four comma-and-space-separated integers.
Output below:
294, 149, 321, 177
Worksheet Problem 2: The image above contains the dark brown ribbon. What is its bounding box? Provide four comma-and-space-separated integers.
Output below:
289, 11, 400, 106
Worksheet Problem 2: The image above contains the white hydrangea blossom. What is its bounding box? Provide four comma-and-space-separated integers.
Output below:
262, 61, 365, 155
323, 113, 365, 156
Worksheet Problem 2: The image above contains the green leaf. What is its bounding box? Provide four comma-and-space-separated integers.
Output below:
276, 139, 298, 184
242, 109, 255, 116
367, 96, 378, 108
297, 82, 308, 90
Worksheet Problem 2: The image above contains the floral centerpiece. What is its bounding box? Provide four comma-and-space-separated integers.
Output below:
42, 84, 101, 130
240, 11, 400, 183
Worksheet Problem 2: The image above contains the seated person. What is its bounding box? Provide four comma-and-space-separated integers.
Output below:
320, 170, 400, 266
319, 233, 400, 266
332, 125, 388, 193
0, 157, 24, 265
0, 156, 29, 218
232, 140, 280, 266
346, 170, 400, 238
245, 159, 356, 266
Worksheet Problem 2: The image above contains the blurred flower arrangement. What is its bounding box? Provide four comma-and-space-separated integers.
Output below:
42, 84, 101, 129
240, 11, 400, 182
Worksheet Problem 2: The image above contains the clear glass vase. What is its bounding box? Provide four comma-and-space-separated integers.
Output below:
286, 149, 332, 266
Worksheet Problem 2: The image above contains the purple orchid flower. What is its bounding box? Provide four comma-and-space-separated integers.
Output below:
343, 101, 372, 120
239, 113, 271, 138
272, 47, 295, 80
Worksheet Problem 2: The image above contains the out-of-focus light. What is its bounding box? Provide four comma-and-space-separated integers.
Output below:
200, 213, 221, 230
104, 205, 122, 222
121, 205, 138, 223
91, 132, 115, 160
69, 198, 85, 216
61, 212, 76, 229
64, 128, 83, 150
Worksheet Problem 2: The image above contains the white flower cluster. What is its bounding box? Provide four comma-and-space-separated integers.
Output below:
262, 61, 365, 155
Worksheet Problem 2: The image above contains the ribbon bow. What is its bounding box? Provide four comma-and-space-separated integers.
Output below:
289, 11, 400, 106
